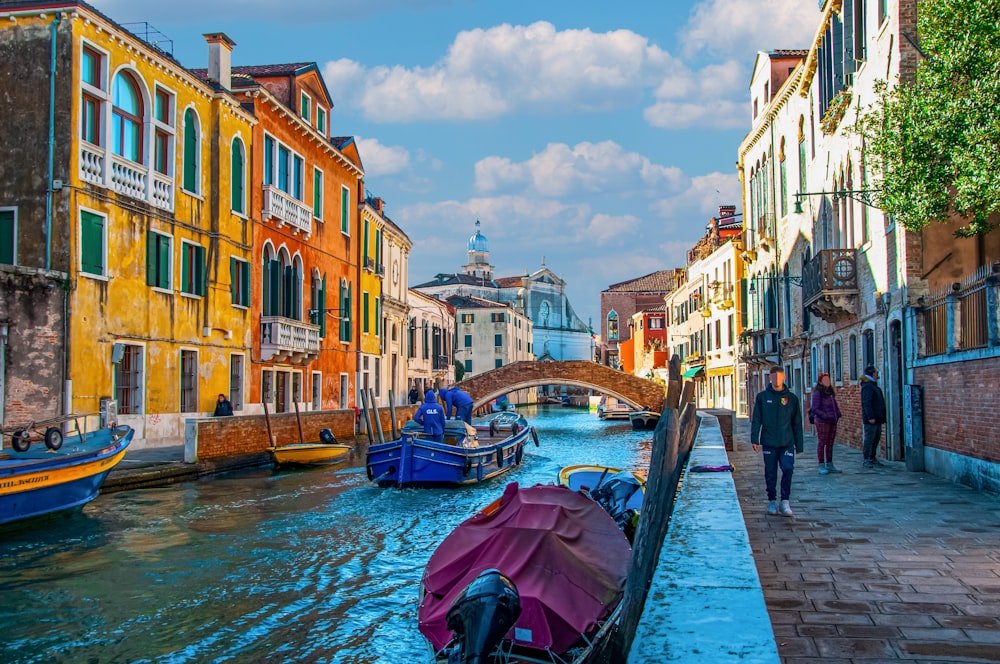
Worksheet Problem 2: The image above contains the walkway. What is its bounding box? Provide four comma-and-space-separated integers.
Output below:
731, 417, 1000, 663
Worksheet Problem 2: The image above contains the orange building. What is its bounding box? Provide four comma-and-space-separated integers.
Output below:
203, 52, 364, 413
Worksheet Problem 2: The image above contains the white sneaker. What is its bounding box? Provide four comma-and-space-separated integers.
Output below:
818, 463, 830, 475
780, 500, 794, 517
826, 463, 842, 473
767, 500, 778, 515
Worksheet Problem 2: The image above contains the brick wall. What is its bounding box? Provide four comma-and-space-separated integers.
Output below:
915, 357, 1000, 464
189, 405, 417, 460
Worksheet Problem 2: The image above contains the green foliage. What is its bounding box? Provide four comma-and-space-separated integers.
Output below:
454, 360, 466, 382
855, 0, 1000, 236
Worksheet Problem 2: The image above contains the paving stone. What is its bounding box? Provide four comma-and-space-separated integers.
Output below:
962, 628, 1000, 644
773, 637, 818, 657
814, 637, 897, 658
897, 627, 969, 641
870, 613, 940, 627
935, 616, 1000, 630
876, 601, 961, 615
800, 611, 874, 625
898, 641, 1000, 660
836, 624, 902, 638
797, 623, 839, 637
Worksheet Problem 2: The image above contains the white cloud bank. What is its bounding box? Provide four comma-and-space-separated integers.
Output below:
681, 0, 823, 58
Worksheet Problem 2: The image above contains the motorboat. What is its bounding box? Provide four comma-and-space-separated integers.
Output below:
558, 464, 645, 542
628, 410, 661, 430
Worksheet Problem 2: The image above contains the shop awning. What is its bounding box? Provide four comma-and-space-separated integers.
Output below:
681, 366, 705, 379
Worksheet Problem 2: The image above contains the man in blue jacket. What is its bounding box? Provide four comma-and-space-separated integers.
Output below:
751, 365, 804, 518
442, 386, 474, 424
860, 365, 887, 468
413, 390, 446, 442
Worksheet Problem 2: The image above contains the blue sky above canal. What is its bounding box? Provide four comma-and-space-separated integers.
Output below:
91, 0, 820, 324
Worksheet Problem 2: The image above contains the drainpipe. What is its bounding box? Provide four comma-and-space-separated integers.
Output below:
45, 13, 61, 271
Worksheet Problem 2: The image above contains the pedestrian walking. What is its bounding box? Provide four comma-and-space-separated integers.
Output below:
860, 365, 887, 468
442, 386, 474, 424
213, 393, 234, 417
810, 373, 842, 474
751, 365, 804, 517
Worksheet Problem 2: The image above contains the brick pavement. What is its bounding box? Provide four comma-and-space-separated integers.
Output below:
731, 417, 1000, 664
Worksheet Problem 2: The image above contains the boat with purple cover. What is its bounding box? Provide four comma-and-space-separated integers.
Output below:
418, 482, 632, 663
365, 412, 538, 488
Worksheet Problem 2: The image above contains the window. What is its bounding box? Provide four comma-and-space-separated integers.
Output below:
278, 144, 290, 192
853, 0, 867, 61
230, 354, 244, 411
112, 71, 143, 162
834, 339, 843, 382
81, 44, 106, 147
313, 167, 324, 219
495, 334, 503, 347
310, 273, 328, 338
423, 323, 429, 360
375, 357, 381, 397
849, 334, 859, 380
779, 139, 788, 217
317, 107, 326, 135
374, 297, 380, 337
264, 135, 274, 186
461, 314, 475, 324
728, 314, 735, 346
363, 220, 370, 264
146, 231, 171, 290
823, 343, 831, 374
292, 372, 302, 405
363, 291, 370, 334
810, 346, 818, 385
797, 117, 807, 194
231, 257, 250, 307
607, 311, 619, 340
339, 373, 349, 409
80, 210, 106, 277
878, 0, 888, 25
0, 208, 16, 265
341, 186, 350, 234
300, 91, 311, 123
114, 344, 143, 414
152, 87, 174, 176
464, 359, 472, 373
495, 359, 503, 369
182, 108, 200, 193
311, 372, 322, 410
180, 349, 198, 412
180, 241, 207, 296
649, 317, 664, 330
339, 280, 353, 342
464, 334, 472, 348
231, 138, 245, 214
862, 329, 875, 369
293, 155, 304, 200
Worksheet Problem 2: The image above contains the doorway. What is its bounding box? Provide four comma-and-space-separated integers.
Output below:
889, 321, 904, 460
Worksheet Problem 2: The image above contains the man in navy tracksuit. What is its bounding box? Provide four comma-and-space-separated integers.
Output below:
751, 365, 804, 518
413, 390, 446, 442
441, 386, 474, 424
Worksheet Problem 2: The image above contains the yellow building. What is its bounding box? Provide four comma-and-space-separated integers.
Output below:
358, 193, 386, 402
0, 5, 255, 445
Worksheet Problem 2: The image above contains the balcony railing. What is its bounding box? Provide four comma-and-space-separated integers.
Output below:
263, 185, 312, 237
740, 328, 780, 364
802, 248, 858, 322
260, 316, 321, 365
364, 257, 376, 272
376, 263, 386, 277
433, 355, 451, 371
80, 144, 174, 212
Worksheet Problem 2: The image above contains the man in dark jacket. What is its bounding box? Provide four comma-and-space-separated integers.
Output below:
442, 386, 474, 424
751, 365, 804, 517
860, 365, 887, 468
213, 393, 234, 417
413, 390, 446, 442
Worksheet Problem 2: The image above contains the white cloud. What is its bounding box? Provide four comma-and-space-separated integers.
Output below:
356, 137, 410, 177
644, 99, 747, 130
681, 0, 822, 57
322, 21, 677, 122
585, 214, 642, 247
475, 141, 686, 198
651, 171, 742, 220
643, 60, 748, 129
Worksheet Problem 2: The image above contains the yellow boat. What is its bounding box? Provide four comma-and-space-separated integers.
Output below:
558, 464, 645, 542
268, 443, 352, 468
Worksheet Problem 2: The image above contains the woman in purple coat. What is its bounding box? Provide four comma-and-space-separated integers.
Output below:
810, 373, 842, 474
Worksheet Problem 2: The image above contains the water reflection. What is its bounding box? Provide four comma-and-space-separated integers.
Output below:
0, 407, 652, 663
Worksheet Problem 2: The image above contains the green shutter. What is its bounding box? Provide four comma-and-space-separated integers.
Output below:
158, 236, 170, 289
183, 109, 198, 193
347, 283, 353, 342
363, 292, 369, 334
339, 281, 346, 340
80, 211, 103, 275
341, 188, 348, 232
313, 169, 321, 217
375, 298, 380, 337
241, 262, 250, 307
230, 257, 237, 304
146, 231, 157, 286
0, 210, 14, 264
231, 140, 244, 213
283, 265, 293, 318
269, 260, 280, 315
181, 245, 190, 293
319, 273, 327, 339
363, 221, 369, 263
197, 245, 207, 296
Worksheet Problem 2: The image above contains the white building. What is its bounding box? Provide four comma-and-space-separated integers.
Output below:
406, 288, 455, 397
370, 197, 412, 406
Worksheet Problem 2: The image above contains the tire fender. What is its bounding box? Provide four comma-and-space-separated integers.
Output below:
366, 464, 374, 481
530, 427, 539, 447
463, 457, 472, 475
515, 445, 523, 465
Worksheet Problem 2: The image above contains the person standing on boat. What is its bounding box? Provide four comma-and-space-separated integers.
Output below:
751, 365, 803, 518
413, 390, 446, 442
213, 393, 234, 417
443, 386, 474, 424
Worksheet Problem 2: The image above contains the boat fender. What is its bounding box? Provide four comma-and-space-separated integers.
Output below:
366, 464, 374, 481
511, 423, 519, 436
515, 445, 523, 465
44, 426, 64, 451
463, 457, 472, 475
530, 427, 539, 447
489, 421, 497, 438
496, 449, 504, 467
11, 430, 31, 453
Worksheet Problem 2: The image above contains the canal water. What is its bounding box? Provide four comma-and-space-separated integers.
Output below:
0, 407, 652, 664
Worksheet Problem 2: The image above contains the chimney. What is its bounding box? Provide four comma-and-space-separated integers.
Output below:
718, 204, 736, 219
203, 32, 236, 91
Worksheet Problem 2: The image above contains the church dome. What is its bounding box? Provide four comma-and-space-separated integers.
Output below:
468, 221, 489, 252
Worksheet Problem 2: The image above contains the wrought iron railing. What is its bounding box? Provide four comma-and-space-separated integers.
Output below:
802, 248, 858, 305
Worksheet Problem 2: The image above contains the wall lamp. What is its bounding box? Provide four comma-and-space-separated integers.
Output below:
793, 188, 878, 213
748, 275, 802, 295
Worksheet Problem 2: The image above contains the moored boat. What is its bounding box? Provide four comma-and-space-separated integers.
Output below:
365, 412, 538, 488
269, 443, 352, 467
596, 396, 632, 420
628, 409, 661, 430
0, 424, 134, 526
558, 465, 645, 542
419, 482, 632, 664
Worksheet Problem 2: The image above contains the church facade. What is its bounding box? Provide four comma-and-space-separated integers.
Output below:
413, 222, 593, 362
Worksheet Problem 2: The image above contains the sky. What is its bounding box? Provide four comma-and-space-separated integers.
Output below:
91, 0, 821, 326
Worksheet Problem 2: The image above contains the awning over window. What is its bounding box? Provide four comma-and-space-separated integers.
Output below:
681, 366, 705, 379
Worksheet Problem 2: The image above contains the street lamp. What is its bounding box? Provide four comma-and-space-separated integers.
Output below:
748, 275, 802, 295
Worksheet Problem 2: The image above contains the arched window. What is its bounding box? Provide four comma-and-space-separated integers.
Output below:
310, 270, 327, 338
262, 243, 279, 316
183, 108, 200, 193
607, 311, 619, 341
231, 138, 245, 214
834, 338, 843, 382
797, 116, 807, 194
849, 334, 858, 380
112, 71, 143, 162
779, 137, 787, 217
823, 343, 831, 375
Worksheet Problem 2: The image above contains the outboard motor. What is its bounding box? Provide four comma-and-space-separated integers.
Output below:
591, 474, 643, 541
319, 428, 337, 444
445, 568, 521, 664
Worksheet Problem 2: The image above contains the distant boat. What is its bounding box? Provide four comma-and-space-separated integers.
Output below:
628, 410, 661, 430
366, 412, 538, 488
1, 423, 133, 526
419, 482, 631, 664
597, 396, 632, 420
269, 442, 352, 468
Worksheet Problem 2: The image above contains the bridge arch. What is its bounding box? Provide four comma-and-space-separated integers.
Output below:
457, 360, 665, 412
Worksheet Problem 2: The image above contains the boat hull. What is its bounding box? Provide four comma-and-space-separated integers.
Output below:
270, 443, 352, 467
557, 465, 645, 512
366, 421, 533, 488
628, 410, 661, 430
0, 425, 134, 525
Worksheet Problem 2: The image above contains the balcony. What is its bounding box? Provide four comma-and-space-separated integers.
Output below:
259, 316, 321, 364
80, 144, 174, 212
364, 257, 376, 272
802, 248, 859, 322
740, 328, 780, 366
376, 263, 386, 277
433, 355, 451, 371
263, 185, 312, 237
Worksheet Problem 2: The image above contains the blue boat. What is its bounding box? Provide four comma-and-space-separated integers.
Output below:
365, 412, 538, 488
1, 424, 134, 526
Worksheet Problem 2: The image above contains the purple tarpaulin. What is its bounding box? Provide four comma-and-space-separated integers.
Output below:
419, 482, 632, 655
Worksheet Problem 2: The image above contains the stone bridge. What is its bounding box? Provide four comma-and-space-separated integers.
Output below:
459, 360, 666, 412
